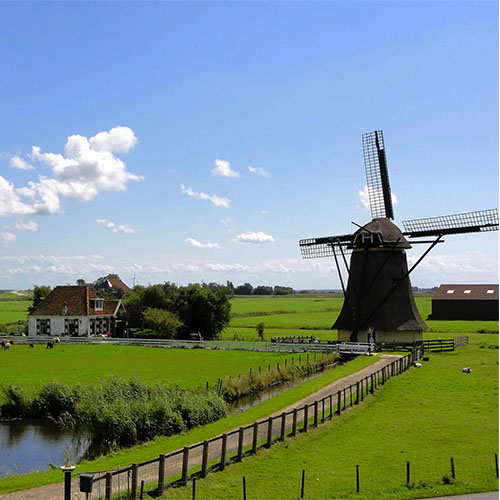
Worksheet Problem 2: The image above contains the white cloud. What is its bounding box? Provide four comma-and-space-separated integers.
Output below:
180, 184, 230, 208
358, 185, 398, 213
248, 165, 270, 178
1, 232, 16, 244
260, 210, 269, 215
96, 218, 136, 234
185, 237, 220, 249
14, 220, 38, 231
9, 156, 34, 170
0, 127, 141, 217
221, 218, 232, 224
211, 159, 240, 178
233, 231, 275, 244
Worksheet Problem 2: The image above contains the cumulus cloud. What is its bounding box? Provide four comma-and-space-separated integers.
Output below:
233, 231, 275, 244
1, 232, 15, 244
9, 156, 34, 170
0, 126, 141, 218
358, 185, 398, 213
211, 159, 239, 178
180, 184, 230, 208
96, 218, 136, 234
185, 237, 220, 249
14, 220, 38, 231
248, 165, 270, 178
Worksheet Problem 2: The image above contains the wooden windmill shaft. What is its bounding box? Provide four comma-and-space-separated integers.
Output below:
299, 131, 499, 343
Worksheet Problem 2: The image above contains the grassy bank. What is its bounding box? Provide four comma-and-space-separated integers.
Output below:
160, 342, 499, 499
0, 355, 378, 494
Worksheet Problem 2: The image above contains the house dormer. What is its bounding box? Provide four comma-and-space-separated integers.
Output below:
90, 298, 104, 311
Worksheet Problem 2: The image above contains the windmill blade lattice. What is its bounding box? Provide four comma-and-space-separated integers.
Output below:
299, 234, 353, 259
402, 208, 499, 238
362, 130, 394, 220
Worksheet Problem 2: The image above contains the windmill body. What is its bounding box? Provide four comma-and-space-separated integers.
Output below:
299, 130, 498, 343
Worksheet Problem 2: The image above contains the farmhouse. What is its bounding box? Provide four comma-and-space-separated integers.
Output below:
28, 285, 123, 336
430, 284, 499, 321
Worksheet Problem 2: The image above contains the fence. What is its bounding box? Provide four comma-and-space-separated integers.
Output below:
376, 335, 469, 353
68, 346, 424, 499
0, 335, 370, 355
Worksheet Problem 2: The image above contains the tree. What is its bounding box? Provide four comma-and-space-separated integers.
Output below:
174, 283, 232, 340
253, 285, 273, 295
29, 285, 51, 313
256, 322, 265, 341
235, 283, 253, 295
142, 308, 182, 338
273, 286, 295, 295
76, 279, 86, 286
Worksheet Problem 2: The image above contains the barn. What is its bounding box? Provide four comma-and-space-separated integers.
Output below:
430, 284, 499, 321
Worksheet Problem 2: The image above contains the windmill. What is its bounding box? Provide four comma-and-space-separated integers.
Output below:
299, 130, 498, 343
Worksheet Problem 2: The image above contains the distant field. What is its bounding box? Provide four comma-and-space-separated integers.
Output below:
0, 345, 298, 400
0, 300, 31, 323
0, 291, 32, 301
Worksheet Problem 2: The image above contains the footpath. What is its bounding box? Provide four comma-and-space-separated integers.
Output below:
0, 354, 399, 500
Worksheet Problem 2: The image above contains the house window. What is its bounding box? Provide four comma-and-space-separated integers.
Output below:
463, 290, 471, 294
36, 318, 51, 336
94, 299, 103, 311
446, 290, 454, 294
487, 290, 495, 294
64, 318, 79, 337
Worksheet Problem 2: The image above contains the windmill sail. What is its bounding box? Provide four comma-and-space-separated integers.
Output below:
362, 130, 394, 220
299, 234, 352, 259
402, 209, 499, 238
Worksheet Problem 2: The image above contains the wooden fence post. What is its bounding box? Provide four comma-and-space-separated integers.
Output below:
181, 447, 189, 485
329, 394, 333, 419
192, 478, 196, 500
266, 417, 273, 447
450, 456, 455, 479
337, 390, 341, 416
201, 441, 209, 477
220, 434, 227, 470
314, 401, 319, 426
158, 453, 165, 492
303, 405, 309, 432
356, 464, 360, 492
406, 461, 410, 486
131, 463, 138, 500
105, 472, 112, 500
371, 373, 374, 393
355, 382, 360, 404
280, 412, 286, 441
301, 469, 306, 499
242, 476, 247, 500
252, 422, 258, 454
292, 408, 298, 436
495, 453, 499, 478
237, 427, 244, 462
322, 397, 325, 423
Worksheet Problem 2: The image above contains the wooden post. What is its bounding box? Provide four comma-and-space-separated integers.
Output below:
314, 401, 318, 427
301, 469, 306, 499
356, 464, 360, 492
371, 373, 374, 394
280, 412, 286, 441
220, 434, 227, 470
237, 427, 244, 462
243, 476, 247, 500
252, 422, 258, 454
355, 382, 360, 404
304, 405, 309, 432
201, 441, 209, 477
158, 453, 166, 492
131, 462, 138, 500
350, 384, 353, 406
268, 364, 271, 372
450, 456, 455, 479
105, 472, 112, 500
495, 453, 499, 478
267, 417, 273, 447
322, 397, 325, 423
360, 379, 364, 401
329, 394, 333, 419
192, 478, 196, 500
406, 461, 410, 486
181, 447, 189, 485
343, 388, 347, 409
140, 480, 144, 500
337, 390, 341, 416
299, 354, 301, 364
292, 408, 298, 436
307, 353, 309, 364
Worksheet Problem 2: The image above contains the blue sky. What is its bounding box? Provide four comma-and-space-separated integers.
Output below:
0, 1, 498, 290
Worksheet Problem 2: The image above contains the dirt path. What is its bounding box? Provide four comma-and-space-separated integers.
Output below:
0, 354, 399, 500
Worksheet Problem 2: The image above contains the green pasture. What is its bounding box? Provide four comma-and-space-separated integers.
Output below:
0, 345, 299, 400
0, 300, 31, 323
161, 342, 499, 500
0, 355, 378, 494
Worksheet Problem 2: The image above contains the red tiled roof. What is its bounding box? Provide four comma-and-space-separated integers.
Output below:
30, 286, 121, 316
107, 279, 133, 294
433, 284, 499, 301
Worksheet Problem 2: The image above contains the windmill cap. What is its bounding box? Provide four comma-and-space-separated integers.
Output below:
353, 218, 411, 249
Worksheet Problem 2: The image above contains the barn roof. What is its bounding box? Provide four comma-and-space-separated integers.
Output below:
29, 286, 121, 316
433, 284, 499, 301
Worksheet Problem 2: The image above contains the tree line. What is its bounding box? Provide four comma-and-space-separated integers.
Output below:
227, 282, 295, 296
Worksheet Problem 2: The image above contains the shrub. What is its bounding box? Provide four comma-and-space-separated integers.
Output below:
0, 385, 31, 418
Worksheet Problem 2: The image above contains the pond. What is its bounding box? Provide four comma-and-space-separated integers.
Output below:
0, 419, 93, 478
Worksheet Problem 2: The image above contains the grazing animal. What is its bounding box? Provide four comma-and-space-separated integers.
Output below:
46, 341, 54, 349
413, 362, 422, 368
54, 336, 60, 344
29, 343, 35, 348
2, 341, 11, 351
462, 367, 471, 374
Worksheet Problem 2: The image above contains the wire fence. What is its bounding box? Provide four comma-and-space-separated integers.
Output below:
70, 347, 425, 499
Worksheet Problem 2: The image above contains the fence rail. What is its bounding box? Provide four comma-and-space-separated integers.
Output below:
68, 346, 424, 500
0, 335, 370, 354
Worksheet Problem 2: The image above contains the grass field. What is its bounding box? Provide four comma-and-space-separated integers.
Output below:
0, 355, 378, 494
0, 300, 31, 323
160, 341, 499, 500
0, 345, 302, 400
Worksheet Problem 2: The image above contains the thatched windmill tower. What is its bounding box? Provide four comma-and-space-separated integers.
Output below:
299, 130, 498, 343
